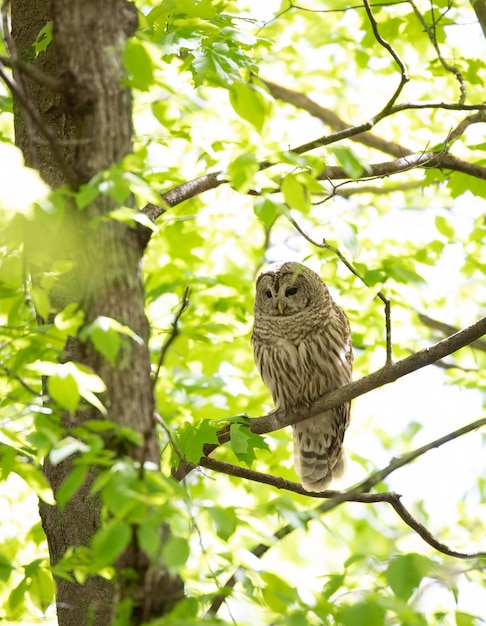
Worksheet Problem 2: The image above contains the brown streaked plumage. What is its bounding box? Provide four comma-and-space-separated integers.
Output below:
251, 261, 353, 492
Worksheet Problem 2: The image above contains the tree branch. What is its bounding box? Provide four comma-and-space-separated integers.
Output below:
249, 315, 486, 435
471, 0, 486, 40
144, 130, 486, 218
363, 0, 409, 115
418, 312, 486, 353
142, 144, 486, 220
263, 79, 414, 159
152, 286, 191, 387
172, 316, 486, 484
204, 415, 486, 615
317, 151, 486, 182
0, 54, 63, 91
283, 211, 393, 364
0, 62, 80, 188
409, 0, 466, 104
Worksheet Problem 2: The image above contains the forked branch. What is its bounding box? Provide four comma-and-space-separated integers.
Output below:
204, 415, 486, 615
249, 315, 486, 435
173, 315, 486, 483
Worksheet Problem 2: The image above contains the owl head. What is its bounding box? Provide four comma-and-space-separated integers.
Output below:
254, 261, 329, 317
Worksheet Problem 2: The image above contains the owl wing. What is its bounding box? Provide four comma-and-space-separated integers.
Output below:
293, 307, 352, 492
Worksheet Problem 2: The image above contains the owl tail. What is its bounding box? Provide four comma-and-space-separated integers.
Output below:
293, 415, 346, 493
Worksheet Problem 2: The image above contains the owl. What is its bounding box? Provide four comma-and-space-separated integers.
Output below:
252, 261, 353, 492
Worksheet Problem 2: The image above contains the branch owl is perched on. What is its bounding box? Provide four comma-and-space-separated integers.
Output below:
252, 261, 353, 492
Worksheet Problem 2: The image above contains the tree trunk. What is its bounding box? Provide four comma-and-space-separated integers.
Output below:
10, 1, 183, 623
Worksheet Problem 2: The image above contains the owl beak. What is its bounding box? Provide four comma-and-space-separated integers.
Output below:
277, 302, 286, 315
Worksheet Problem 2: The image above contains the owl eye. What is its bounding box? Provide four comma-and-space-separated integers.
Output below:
285, 287, 298, 296
265, 290, 272, 298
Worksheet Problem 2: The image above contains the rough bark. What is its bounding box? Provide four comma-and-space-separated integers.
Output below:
10, 1, 183, 624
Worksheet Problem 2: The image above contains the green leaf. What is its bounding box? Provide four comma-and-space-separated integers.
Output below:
50, 438, 90, 466
30, 286, 50, 320
339, 601, 385, 626
381, 258, 425, 284
333, 219, 359, 257
332, 145, 367, 179
56, 465, 89, 509
138, 522, 162, 559
456, 611, 480, 626
74, 183, 99, 209
34, 21, 52, 56
162, 536, 190, 569
26, 563, 55, 612
123, 40, 154, 91
30, 361, 106, 414
285, 613, 311, 626
385, 553, 430, 600
435, 215, 455, 238
229, 83, 271, 133
227, 152, 259, 193
13, 462, 55, 505
281, 173, 311, 213
92, 521, 132, 568
81, 316, 143, 364
177, 419, 220, 464
0, 553, 14, 582
54, 303, 85, 336
48, 370, 80, 412
192, 42, 256, 87
260, 572, 298, 613
207, 506, 238, 541
109, 207, 158, 232
254, 196, 280, 229
229, 423, 269, 467
8, 578, 28, 614
322, 573, 345, 599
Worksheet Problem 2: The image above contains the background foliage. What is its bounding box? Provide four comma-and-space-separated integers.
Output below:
1, 0, 486, 624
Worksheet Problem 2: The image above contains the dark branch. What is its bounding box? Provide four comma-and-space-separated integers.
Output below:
0, 63, 80, 188
152, 286, 191, 387
409, 0, 466, 104
0, 55, 63, 91
263, 79, 414, 158
144, 133, 486, 217
283, 212, 393, 365
317, 152, 486, 182
418, 313, 486, 353
363, 0, 409, 115
204, 415, 486, 615
172, 316, 486, 485
250, 315, 486, 435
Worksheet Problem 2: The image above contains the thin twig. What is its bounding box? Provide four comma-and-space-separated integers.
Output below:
152, 286, 191, 387
0, 363, 41, 397
448, 111, 486, 143
204, 415, 486, 615
363, 0, 409, 116
418, 312, 486, 352
154, 412, 186, 463
410, 0, 466, 104
316, 151, 486, 182
173, 316, 486, 484
249, 314, 486, 435
0, 63, 79, 188
350, 416, 486, 492
264, 78, 414, 158
201, 458, 486, 560
202, 415, 486, 503
0, 54, 62, 91
284, 212, 393, 364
